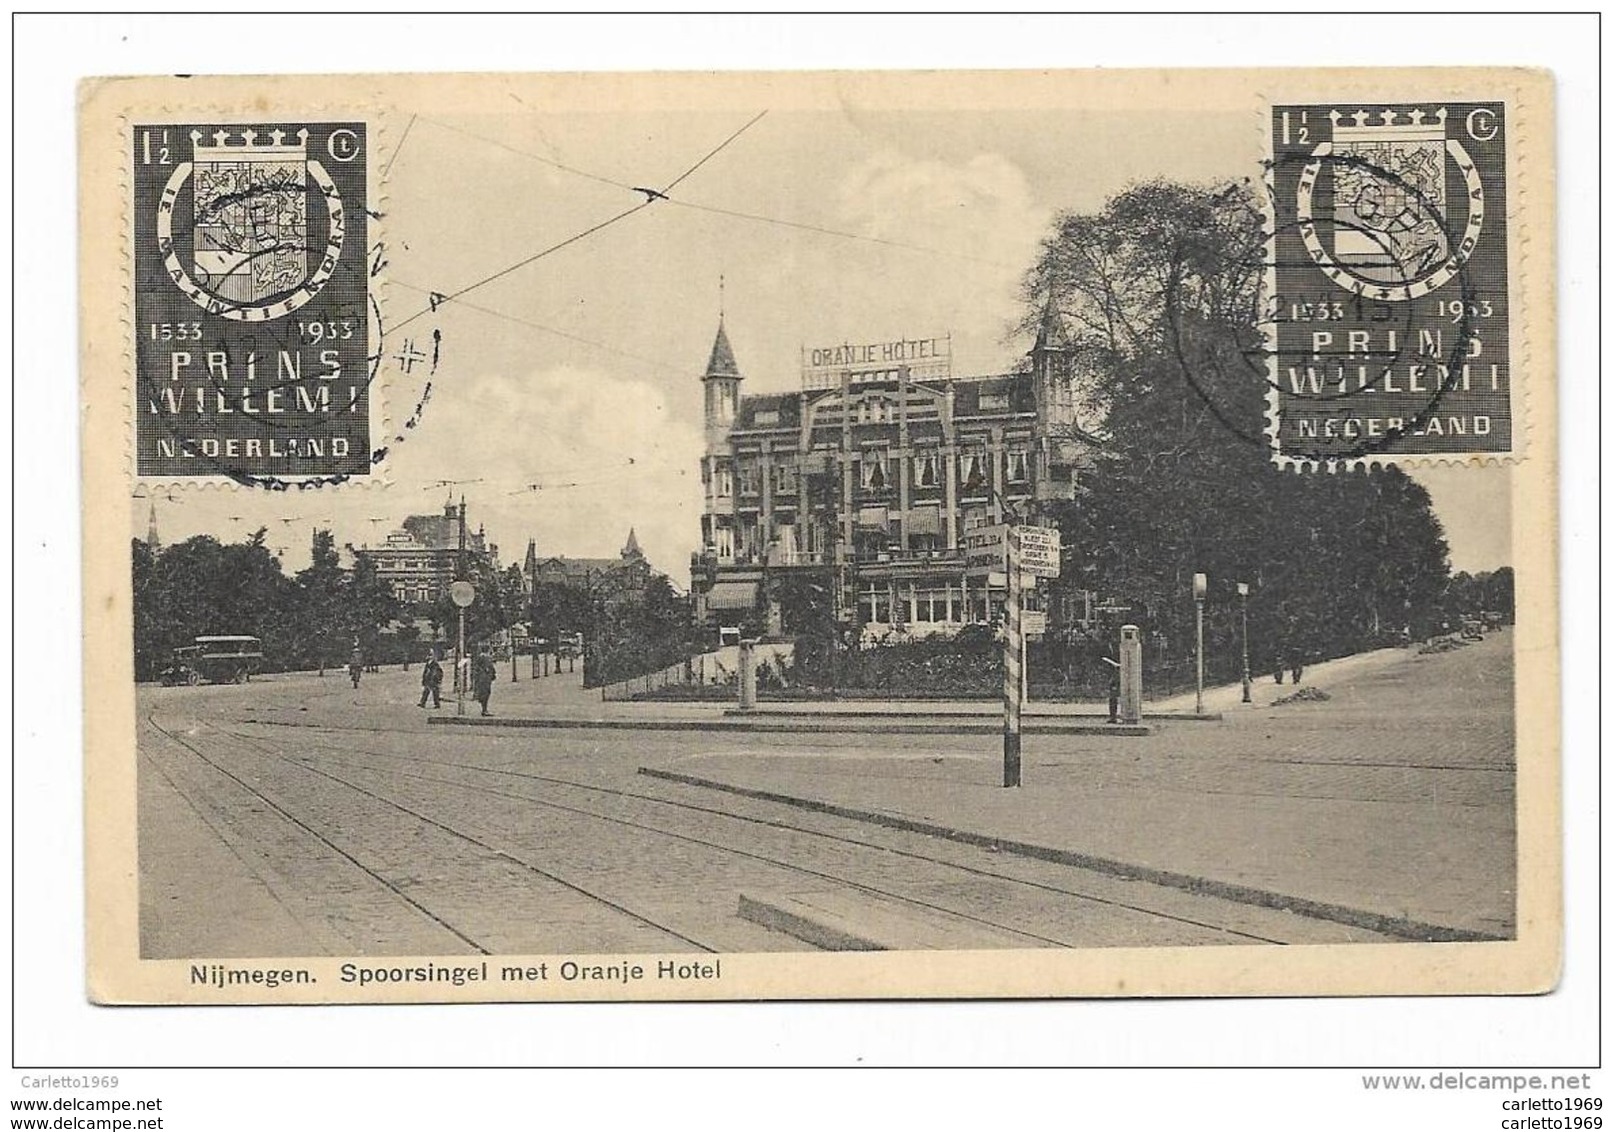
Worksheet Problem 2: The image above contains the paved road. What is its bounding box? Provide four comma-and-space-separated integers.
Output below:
137, 635, 1513, 957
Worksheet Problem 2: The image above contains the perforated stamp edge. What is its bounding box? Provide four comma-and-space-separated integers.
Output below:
113, 102, 394, 493
1256, 73, 1549, 473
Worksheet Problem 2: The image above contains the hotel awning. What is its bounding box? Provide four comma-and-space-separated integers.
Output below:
856, 505, 889, 531
905, 505, 943, 536
706, 581, 759, 611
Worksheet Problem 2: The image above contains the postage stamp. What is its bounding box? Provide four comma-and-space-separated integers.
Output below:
131, 119, 377, 483
79, 69, 1558, 1006
1265, 101, 1515, 466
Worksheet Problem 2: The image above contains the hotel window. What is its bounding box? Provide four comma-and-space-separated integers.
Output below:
773, 461, 798, 494
913, 586, 957, 623
912, 451, 939, 489
857, 397, 891, 424
979, 389, 1011, 412
860, 449, 889, 491
715, 527, 734, 561
857, 582, 893, 625
737, 462, 758, 496
1006, 448, 1029, 483
754, 409, 780, 426
959, 451, 987, 493
716, 465, 733, 498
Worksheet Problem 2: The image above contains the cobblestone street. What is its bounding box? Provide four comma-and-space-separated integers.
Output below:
137, 633, 1514, 957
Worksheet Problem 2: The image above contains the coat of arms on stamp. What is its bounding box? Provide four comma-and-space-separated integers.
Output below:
132, 122, 373, 480
1267, 103, 1513, 464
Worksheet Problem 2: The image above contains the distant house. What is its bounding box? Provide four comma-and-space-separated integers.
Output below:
364, 497, 497, 605
523, 528, 651, 596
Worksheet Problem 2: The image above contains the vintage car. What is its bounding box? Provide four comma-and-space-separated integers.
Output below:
157, 645, 204, 686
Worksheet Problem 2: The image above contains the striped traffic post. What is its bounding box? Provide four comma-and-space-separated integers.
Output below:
1002, 523, 1022, 788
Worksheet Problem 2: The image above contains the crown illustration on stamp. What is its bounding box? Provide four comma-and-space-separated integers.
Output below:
190, 126, 310, 160
1295, 105, 1481, 302
1329, 107, 1449, 137
156, 125, 346, 322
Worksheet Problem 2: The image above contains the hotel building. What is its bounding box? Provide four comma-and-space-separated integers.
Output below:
690, 300, 1099, 636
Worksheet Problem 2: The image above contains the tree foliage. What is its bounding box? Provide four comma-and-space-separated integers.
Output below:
132, 529, 402, 680
1029, 180, 1455, 685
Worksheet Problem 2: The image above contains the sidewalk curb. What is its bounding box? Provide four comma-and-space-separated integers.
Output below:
429, 715, 1152, 737
723, 707, 1221, 723
639, 768, 1503, 945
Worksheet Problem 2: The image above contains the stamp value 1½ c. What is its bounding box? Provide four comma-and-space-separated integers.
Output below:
132, 122, 374, 481
1267, 102, 1513, 464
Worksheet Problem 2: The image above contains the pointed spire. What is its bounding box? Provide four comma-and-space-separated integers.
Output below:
704, 319, 742, 380
1033, 292, 1069, 353
622, 527, 643, 559
146, 501, 160, 549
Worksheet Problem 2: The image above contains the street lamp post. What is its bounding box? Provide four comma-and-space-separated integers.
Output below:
1193, 572, 1207, 716
450, 580, 476, 717
1238, 581, 1251, 704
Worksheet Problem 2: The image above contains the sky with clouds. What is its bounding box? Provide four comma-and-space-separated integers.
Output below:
133, 93, 1509, 578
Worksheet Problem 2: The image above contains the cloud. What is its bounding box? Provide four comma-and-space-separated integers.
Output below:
736, 149, 1054, 384
833, 150, 1048, 263
392, 363, 704, 580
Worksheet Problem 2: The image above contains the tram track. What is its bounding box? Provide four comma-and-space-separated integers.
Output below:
143, 711, 716, 955
218, 718, 1304, 948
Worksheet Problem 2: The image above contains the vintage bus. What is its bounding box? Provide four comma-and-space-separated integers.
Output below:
160, 636, 264, 685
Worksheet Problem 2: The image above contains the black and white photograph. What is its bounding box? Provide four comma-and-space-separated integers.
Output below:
82, 67, 1556, 1006
8, 9, 1599, 1125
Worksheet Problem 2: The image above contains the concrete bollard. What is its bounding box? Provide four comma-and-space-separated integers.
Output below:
738, 638, 758, 712
1119, 624, 1143, 725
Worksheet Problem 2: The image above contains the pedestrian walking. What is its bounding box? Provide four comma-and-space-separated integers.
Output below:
419, 654, 443, 708
348, 654, 363, 689
471, 650, 496, 716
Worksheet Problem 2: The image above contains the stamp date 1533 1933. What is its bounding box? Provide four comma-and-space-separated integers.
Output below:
1267, 102, 1513, 465
132, 121, 374, 483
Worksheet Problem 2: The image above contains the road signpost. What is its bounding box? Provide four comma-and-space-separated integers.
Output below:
986, 521, 1060, 787
1002, 523, 1022, 788
450, 580, 476, 717
964, 524, 1007, 577
1016, 525, 1061, 578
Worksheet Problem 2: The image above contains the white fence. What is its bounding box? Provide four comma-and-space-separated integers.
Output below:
599, 642, 793, 701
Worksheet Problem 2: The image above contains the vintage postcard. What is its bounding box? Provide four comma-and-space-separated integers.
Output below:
80, 68, 1558, 1003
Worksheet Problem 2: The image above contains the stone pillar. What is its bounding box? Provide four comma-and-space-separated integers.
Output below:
738, 638, 758, 712
1119, 624, 1143, 725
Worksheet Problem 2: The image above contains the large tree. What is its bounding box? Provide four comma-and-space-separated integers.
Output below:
1029, 181, 1452, 682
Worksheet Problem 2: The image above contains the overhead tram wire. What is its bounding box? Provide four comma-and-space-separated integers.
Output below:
389, 111, 772, 338
405, 113, 1017, 272
388, 201, 654, 337
662, 197, 1020, 271
386, 279, 686, 378
415, 115, 642, 195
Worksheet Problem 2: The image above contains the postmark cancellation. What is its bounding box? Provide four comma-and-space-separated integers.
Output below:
1265, 101, 1517, 468
130, 119, 379, 484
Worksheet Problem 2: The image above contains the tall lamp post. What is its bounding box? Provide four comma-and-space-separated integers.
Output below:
1193, 571, 1207, 716
449, 580, 476, 717
1237, 581, 1252, 704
